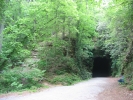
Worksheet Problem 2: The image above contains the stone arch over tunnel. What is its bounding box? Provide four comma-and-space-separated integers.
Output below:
92, 57, 111, 77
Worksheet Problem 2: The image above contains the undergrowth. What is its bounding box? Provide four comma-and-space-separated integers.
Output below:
46, 73, 82, 85
0, 67, 45, 93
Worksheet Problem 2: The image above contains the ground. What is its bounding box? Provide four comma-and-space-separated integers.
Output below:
0, 78, 133, 100
98, 78, 133, 100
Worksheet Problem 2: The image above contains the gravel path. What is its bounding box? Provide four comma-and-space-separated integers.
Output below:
0, 78, 133, 100
0, 78, 107, 100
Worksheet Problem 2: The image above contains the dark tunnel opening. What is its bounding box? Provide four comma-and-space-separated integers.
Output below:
92, 57, 111, 77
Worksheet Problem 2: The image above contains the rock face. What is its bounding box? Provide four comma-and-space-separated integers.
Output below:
23, 49, 40, 68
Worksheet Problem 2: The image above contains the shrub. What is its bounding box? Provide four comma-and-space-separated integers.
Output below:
0, 67, 45, 93
0, 43, 30, 70
128, 84, 133, 90
48, 73, 81, 85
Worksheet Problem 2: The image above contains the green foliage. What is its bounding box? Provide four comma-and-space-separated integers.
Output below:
0, 0, 43, 70
0, 37, 30, 70
128, 85, 133, 90
0, 0, 4, 20
94, 0, 133, 89
0, 67, 45, 93
1, 0, 97, 93
38, 38, 79, 74
48, 73, 81, 85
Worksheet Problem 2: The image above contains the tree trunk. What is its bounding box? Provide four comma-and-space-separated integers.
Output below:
0, 23, 4, 51
62, 17, 65, 39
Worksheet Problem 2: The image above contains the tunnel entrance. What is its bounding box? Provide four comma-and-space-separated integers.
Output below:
92, 57, 111, 77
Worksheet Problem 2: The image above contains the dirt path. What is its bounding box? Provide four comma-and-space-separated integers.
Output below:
98, 78, 133, 100
0, 78, 133, 100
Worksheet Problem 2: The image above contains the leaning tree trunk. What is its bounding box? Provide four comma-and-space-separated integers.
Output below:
0, 23, 4, 51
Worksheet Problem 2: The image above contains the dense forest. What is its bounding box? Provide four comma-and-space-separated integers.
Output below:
0, 0, 133, 93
